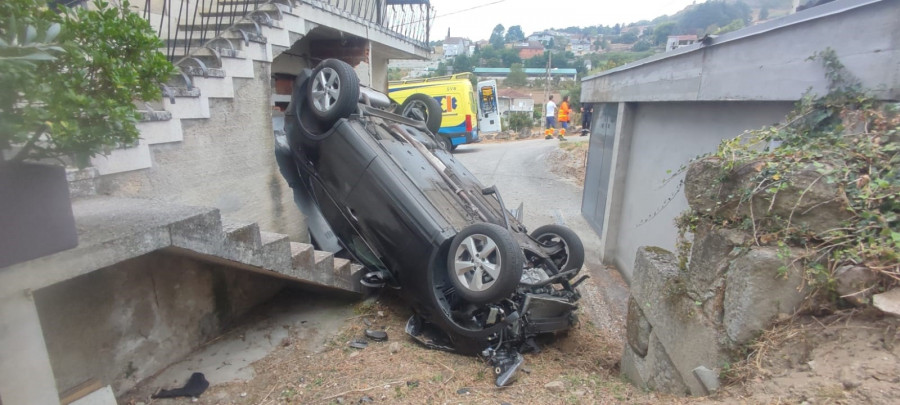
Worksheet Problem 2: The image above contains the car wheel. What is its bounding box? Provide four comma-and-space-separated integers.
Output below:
397, 93, 442, 134
441, 136, 454, 152
447, 223, 524, 304
530, 224, 585, 273
307, 59, 359, 127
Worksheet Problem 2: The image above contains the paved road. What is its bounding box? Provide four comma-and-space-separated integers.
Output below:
453, 138, 630, 334
454, 138, 582, 229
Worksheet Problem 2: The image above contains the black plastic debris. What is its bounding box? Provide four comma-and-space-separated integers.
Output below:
456, 387, 471, 395
406, 380, 419, 388
152, 372, 209, 399
405, 315, 455, 352
348, 339, 368, 349
364, 329, 387, 341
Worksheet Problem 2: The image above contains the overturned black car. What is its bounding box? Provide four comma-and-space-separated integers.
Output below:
275, 59, 587, 385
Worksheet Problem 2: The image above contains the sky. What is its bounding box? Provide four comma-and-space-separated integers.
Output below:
427, 0, 700, 41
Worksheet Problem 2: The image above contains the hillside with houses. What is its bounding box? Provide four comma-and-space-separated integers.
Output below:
388, 0, 799, 130
392, 0, 796, 80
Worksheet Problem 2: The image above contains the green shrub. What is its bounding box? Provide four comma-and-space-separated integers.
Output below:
0, 0, 174, 167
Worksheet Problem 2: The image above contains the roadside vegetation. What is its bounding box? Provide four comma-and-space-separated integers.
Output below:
675, 49, 899, 302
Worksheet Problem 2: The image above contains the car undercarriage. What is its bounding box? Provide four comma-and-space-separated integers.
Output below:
275, 59, 588, 386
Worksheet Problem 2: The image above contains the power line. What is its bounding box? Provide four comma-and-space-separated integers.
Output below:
433, 0, 507, 20
390, 0, 507, 28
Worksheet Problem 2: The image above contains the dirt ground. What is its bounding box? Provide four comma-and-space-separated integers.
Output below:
121, 140, 900, 404
546, 140, 589, 187
121, 292, 900, 405
123, 279, 689, 405
704, 311, 900, 405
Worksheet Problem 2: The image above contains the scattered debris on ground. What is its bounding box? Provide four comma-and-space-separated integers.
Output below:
121, 280, 693, 404
547, 140, 589, 186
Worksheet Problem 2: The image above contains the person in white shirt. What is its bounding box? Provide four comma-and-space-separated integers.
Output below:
545, 95, 557, 139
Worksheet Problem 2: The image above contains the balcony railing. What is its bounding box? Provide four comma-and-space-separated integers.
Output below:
135, 0, 433, 61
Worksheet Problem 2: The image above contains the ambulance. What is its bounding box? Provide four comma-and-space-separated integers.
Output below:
389, 73, 501, 151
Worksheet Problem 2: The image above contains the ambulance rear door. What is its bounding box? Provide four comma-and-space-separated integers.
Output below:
476, 80, 501, 133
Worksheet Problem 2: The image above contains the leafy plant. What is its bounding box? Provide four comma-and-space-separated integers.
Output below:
506, 111, 533, 132
0, 0, 174, 167
677, 48, 899, 298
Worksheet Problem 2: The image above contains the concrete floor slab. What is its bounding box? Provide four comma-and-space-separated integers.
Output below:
125, 290, 356, 399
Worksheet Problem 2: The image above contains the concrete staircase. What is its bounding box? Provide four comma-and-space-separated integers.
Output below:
90, 0, 291, 175
0, 196, 364, 297
90, 0, 431, 175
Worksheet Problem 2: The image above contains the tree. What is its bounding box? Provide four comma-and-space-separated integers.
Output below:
435, 61, 448, 76
677, 1, 751, 35
759, 8, 770, 20
0, 0, 174, 167
505, 25, 525, 43
451, 54, 474, 74
489, 24, 505, 48
561, 80, 581, 111
631, 40, 652, 52
504, 63, 527, 87
715, 18, 746, 35
652, 22, 676, 46
612, 31, 638, 44
500, 47, 522, 67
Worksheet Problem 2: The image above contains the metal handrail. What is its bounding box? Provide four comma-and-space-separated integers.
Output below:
135, 0, 432, 61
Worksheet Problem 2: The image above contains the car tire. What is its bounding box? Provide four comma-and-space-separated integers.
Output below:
307, 59, 359, 127
397, 93, 442, 134
441, 136, 454, 152
447, 223, 524, 304
530, 224, 584, 273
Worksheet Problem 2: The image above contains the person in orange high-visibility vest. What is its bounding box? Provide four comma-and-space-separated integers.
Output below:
557, 95, 571, 140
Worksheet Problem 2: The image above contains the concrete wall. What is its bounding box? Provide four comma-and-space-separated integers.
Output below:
582, 0, 900, 103
605, 102, 793, 279
97, 62, 308, 242
33, 251, 285, 396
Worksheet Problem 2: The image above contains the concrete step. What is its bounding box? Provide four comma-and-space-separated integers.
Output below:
168, 46, 247, 68
199, 9, 282, 20
289, 242, 315, 271
259, 231, 292, 272
332, 257, 353, 290
224, 221, 262, 249
176, 20, 281, 36
313, 250, 336, 286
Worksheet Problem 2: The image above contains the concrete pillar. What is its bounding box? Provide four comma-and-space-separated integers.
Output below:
598, 102, 636, 282
0, 290, 60, 405
370, 48, 390, 93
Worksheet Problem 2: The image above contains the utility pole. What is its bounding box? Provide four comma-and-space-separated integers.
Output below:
542, 50, 551, 132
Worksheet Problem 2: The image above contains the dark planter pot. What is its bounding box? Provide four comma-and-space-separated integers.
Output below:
0, 162, 78, 269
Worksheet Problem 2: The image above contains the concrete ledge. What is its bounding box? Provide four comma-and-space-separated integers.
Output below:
0, 196, 362, 296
